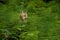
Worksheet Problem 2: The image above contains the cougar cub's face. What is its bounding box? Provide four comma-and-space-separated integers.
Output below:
20, 11, 27, 22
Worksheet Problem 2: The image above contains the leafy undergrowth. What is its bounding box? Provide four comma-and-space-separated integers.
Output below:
0, 0, 60, 40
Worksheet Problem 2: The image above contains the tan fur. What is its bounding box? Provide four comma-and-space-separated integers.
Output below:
20, 11, 28, 23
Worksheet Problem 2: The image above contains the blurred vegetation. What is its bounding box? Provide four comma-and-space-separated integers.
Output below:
0, 0, 60, 40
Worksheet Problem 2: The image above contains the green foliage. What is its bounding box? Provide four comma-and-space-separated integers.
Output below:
0, 0, 60, 40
